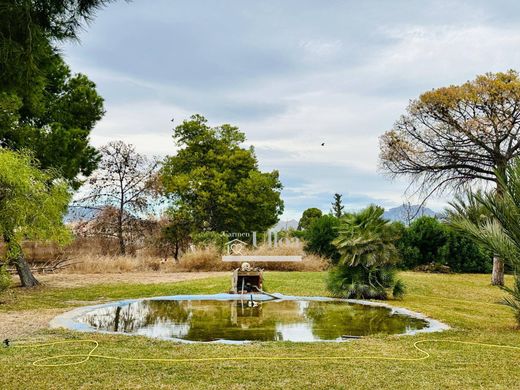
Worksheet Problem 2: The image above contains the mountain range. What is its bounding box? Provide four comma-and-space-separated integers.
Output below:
383, 204, 439, 223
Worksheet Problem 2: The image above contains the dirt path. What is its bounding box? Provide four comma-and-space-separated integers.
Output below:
0, 309, 64, 340
35, 271, 227, 288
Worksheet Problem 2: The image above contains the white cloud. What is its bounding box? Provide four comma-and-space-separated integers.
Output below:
62, 1, 520, 219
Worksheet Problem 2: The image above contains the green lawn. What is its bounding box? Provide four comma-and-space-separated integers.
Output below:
1, 272, 519, 389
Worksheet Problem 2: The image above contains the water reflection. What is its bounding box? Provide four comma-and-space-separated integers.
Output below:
79, 299, 428, 342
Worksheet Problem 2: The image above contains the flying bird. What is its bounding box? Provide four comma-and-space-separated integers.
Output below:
321, 142, 325, 146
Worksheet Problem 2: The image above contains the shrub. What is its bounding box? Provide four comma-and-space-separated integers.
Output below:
439, 229, 492, 273
304, 215, 340, 264
397, 215, 492, 273
328, 205, 405, 300
327, 265, 403, 300
397, 216, 447, 269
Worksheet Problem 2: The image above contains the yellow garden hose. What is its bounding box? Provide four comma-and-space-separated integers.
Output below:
9, 338, 520, 368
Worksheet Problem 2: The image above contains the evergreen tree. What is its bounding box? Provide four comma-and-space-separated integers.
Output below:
331, 193, 344, 218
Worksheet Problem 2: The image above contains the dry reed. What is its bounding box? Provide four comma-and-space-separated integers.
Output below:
9, 237, 329, 274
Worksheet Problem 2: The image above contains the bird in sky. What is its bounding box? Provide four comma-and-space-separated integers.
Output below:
321, 142, 325, 146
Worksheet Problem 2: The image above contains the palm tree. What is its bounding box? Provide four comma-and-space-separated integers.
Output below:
328, 205, 405, 300
334, 205, 401, 267
450, 159, 520, 325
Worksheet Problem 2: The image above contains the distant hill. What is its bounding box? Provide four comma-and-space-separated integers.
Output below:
273, 219, 299, 231
383, 204, 438, 224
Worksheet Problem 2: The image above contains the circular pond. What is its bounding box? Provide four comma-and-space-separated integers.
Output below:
52, 294, 448, 343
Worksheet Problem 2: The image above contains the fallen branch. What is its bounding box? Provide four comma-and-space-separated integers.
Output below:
0, 259, 78, 274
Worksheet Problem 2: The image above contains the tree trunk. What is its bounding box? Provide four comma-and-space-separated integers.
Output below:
118, 208, 126, 256
174, 242, 180, 263
118, 229, 126, 256
491, 256, 505, 286
4, 234, 40, 287
13, 253, 40, 287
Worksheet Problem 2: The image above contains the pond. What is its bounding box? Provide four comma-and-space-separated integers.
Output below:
59, 294, 442, 343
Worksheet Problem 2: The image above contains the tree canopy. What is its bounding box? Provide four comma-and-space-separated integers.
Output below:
1, 1, 113, 112
0, 1, 107, 188
380, 70, 520, 285
77, 141, 159, 255
303, 215, 340, 263
334, 205, 401, 268
161, 115, 284, 233
380, 70, 520, 194
0, 149, 71, 286
298, 208, 323, 230
0, 54, 104, 187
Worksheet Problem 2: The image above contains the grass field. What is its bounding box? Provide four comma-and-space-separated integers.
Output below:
1, 272, 519, 389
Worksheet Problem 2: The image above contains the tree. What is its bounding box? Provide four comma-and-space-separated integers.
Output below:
161, 208, 194, 261
330, 193, 344, 218
0, 1, 112, 286
380, 70, 520, 285
78, 141, 159, 255
0, 149, 71, 287
0, 54, 104, 188
298, 208, 322, 230
450, 158, 520, 324
0, 2, 111, 187
328, 205, 404, 299
161, 115, 284, 233
0, 1, 115, 102
304, 215, 340, 264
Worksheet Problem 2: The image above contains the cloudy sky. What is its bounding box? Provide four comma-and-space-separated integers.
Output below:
61, 0, 520, 220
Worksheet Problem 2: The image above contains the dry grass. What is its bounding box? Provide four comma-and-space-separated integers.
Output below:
10, 236, 328, 274
60, 241, 328, 274
63, 254, 178, 273
176, 245, 327, 272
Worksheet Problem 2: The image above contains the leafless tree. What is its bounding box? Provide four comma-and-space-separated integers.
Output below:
380, 71, 520, 285
76, 141, 159, 255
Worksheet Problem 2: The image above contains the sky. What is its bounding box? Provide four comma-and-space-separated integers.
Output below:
61, 0, 520, 220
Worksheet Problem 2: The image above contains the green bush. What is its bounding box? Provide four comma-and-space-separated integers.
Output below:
439, 229, 492, 273
304, 215, 340, 263
0, 266, 11, 293
397, 216, 447, 268
327, 265, 403, 300
397, 216, 492, 273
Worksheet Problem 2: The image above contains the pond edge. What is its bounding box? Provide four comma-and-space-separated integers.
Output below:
49, 293, 450, 342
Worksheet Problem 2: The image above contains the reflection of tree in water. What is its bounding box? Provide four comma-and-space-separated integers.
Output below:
144, 300, 190, 324
184, 300, 276, 341
304, 301, 427, 339
81, 300, 190, 333
79, 299, 427, 342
